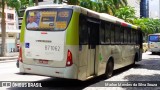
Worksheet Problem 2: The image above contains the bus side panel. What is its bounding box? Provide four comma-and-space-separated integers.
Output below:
19, 12, 26, 73
97, 45, 112, 76
97, 45, 136, 76
20, 12, 26, 43
97, 45, 123, 76
66, 11, 80, 79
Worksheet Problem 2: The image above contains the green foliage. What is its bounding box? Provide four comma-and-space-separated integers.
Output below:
115, 6, 136, 23
56, 0, 127, 15
6, 0, 21, 16
133, 18, 160, 35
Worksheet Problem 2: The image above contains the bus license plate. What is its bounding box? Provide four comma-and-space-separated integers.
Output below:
39, 60, 48, 64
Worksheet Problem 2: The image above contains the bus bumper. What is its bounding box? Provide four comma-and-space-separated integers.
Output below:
19, 62, 78, 79
149, 48, 160, 52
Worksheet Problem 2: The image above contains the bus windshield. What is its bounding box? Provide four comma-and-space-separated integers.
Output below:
149, 35, 160, 42
26, 8, 72, 31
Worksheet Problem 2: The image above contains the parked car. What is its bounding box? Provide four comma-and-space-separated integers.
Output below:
143, 43, 148, 53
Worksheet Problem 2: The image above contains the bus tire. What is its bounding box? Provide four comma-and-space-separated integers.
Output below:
132, 53, 138, 66
152, 52, 156, 55
19, 72, 26, 75
104, 59, 114, 78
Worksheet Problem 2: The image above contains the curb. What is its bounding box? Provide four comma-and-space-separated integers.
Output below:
0, 56, 18, 63
0, 56, 18, 60
0, 59, 17, 63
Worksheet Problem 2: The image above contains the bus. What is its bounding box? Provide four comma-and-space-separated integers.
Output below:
18, 5, 143, 80
148, 33, 160, 54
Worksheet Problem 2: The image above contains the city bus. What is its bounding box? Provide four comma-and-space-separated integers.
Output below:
18, 5, 143, 80
148, 33, 160, 54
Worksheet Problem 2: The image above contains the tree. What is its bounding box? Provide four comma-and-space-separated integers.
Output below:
115, 6, 136, 23
133, 18, 160, 41
35, 0, 38, 6
53, 0, 128, 15
1, 0, 6, 56
0, 0, 20, 56
96, 0, 127, 15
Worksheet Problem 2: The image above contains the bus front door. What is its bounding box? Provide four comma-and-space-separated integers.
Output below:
87, 21, 99, 76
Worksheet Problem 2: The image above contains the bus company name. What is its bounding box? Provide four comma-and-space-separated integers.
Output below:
2, 82, 42, 87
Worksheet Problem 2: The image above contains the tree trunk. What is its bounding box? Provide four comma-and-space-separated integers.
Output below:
35, 0, 38, 6
1, 0, 6, 56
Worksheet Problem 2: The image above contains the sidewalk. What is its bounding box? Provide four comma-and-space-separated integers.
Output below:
0, 52, 18, 61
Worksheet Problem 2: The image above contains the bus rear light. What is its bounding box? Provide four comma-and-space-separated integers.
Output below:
18, 47, 23, 62
66, 50, 73, 66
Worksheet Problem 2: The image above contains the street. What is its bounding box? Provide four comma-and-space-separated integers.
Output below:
0, 52, 160, 90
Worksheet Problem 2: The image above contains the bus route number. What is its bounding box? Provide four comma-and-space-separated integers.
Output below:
45, 45, 60, 51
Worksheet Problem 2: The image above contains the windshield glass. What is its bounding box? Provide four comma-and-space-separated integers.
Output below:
26, 8, 72, 31
149, 35, 160, 42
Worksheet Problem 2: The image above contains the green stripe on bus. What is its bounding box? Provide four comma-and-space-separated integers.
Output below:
20, 13, 26, 43
66, 12, 79, 45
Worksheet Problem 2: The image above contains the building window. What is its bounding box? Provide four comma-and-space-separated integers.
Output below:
8, 34, 14, 37
7, 13, 14, 20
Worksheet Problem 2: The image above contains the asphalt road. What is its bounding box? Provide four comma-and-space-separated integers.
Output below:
0, 52, 160, 90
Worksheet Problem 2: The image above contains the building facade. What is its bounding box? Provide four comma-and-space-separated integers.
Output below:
140, 0, 149, 18
0, 4, 20, 53
127, 0, 141, 18
149, 0, 159, 19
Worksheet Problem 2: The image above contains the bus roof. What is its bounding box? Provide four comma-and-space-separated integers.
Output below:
149, 33, 160, 35
26, 5, 139, 30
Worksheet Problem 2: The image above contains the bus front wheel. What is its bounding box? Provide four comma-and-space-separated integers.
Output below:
104, 59, 114, 78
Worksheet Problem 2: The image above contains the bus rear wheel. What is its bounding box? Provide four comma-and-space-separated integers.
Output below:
105, 60, 114, 78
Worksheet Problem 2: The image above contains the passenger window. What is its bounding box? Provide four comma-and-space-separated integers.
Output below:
100, 21, 105, 44
79, 15, 88, 45
105, 23, 111, 44
115, 25, 121, 44
124, 28, 128, 43
110, 24, 115, 44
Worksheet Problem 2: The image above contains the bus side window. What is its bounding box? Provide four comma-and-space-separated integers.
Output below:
79, 15, 88, 45
115, 25, 121, 44
110, 24, 115, 44
120, 27, 124, 44
105, 22, 111, 44
100, 21, 105, 44
131, 29, 134, 44
136, 31, 138, 44
137, 31, 141, 44
124, 28, 128, 44
127, 28, 131, 43
134, 30, 137, 43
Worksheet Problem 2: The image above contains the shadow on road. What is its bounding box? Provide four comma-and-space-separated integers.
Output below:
135, 60, 160, 71
7, 76, 105, 90
7, 65, 135, 90
9, 58, 160, 90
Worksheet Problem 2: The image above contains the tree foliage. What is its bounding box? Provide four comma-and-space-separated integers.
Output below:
7, 0, 20, 12
133, 18, 160, 35
115, 6, 136, 23
54, 0, 127, 15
